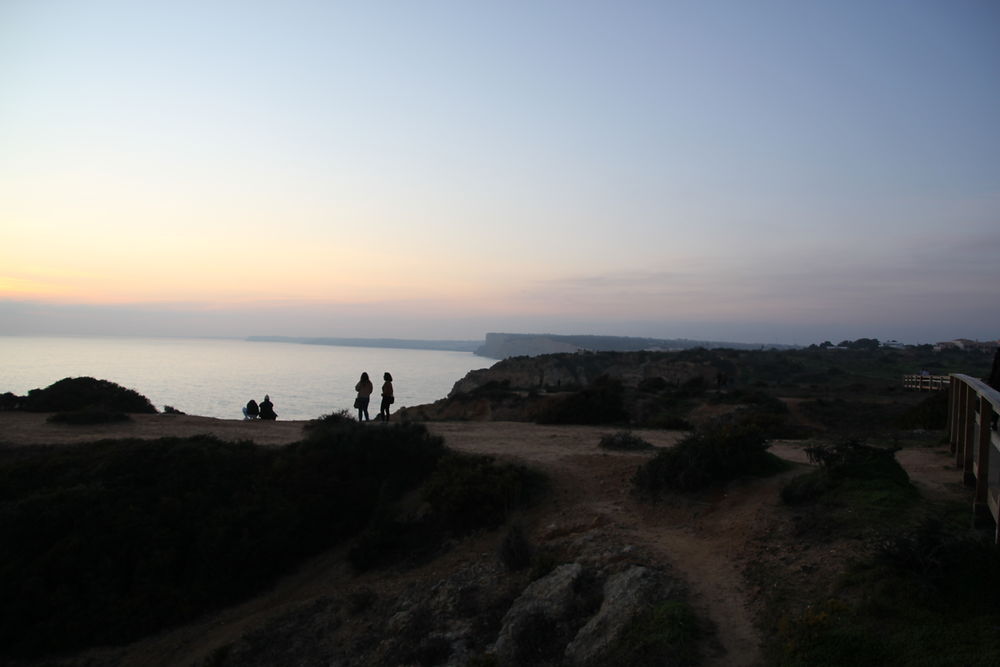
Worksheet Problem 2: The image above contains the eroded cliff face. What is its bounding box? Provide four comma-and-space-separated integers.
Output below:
450, 352, 714, 397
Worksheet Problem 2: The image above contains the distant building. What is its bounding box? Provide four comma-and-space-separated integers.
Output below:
881, 339, 906, 349
934, 339, 1000, 352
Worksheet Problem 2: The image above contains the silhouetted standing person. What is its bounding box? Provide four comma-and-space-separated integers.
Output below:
379, 372, 394, 421
259, 394, 277, 420
355, 372, 373, 422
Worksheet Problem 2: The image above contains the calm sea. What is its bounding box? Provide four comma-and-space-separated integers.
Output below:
0, 336, 492, 420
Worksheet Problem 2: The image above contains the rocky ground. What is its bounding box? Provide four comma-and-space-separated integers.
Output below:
0, 413, 966, 666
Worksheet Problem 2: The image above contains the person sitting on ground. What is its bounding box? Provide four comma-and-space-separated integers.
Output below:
243, 399, 259, 420
259, 394, 277, 420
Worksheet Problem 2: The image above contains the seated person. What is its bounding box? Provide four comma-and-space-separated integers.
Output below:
259, 394, 277, 420
243, 399, 259, 420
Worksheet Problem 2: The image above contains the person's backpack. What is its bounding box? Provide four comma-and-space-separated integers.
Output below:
246, 399, 259, 417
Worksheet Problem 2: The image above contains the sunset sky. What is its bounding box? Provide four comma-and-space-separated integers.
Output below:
2, 1, 998, 344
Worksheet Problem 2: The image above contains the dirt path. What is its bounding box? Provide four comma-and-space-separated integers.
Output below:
428, 424, 815, 667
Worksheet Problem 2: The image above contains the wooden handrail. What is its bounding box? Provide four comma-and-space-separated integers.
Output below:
902, 374, 950, 391
947, 374, 1000, 543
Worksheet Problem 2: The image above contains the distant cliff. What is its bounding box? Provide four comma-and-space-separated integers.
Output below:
450, 350, 715, 397
248, 336, 481, 352
475, 332, 792, 359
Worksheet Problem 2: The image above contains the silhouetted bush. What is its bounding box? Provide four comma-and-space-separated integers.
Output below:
0, 420, 447, 659
634, 419, 784, 495
535, 376, 628, 425
0, 392, 22, 410
21, 377, 157, 413
46, 409, 131, 425
599, 431, 654, 451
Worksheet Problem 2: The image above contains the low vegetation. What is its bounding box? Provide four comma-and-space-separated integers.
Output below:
11, 376, 158, 413
633, 419, 788, 495
599, 431, 655, 451
766, 495, 1000, 665
0, 415, 544, 660
780, 439, 919, 536
350, 451, 546, 571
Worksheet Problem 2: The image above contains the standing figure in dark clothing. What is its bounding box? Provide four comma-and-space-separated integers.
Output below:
259, 394, 277, 420
355, 373, 373, 422
379, 372, 394, 421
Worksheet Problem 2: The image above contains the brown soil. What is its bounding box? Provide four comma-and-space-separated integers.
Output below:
0, 414, 968, 666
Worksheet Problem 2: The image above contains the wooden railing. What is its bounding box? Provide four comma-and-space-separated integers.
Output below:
948, 374, 1000, 542
903, 374, 950, 391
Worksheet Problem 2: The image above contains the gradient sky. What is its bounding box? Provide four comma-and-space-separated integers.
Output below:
2, 1, 998, 344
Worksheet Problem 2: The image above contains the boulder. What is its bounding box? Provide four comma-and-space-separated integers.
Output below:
493, 563, 587, 665
564, 566, 675, 665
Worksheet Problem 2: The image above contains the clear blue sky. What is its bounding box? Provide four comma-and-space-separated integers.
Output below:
2, 1, 998, 344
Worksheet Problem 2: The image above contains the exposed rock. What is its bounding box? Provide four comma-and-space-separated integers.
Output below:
565, 566, 676, 665
493, 563, 596, 665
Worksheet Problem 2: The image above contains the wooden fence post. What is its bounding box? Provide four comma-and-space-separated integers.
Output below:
974, 396, 994, 525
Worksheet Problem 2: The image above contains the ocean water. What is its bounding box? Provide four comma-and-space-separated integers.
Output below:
0, 336, 492, 420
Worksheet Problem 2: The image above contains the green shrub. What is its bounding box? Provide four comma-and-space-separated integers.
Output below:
599, 431, 654, 451
633, 420, 785, 495
22, 377, 157, 413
